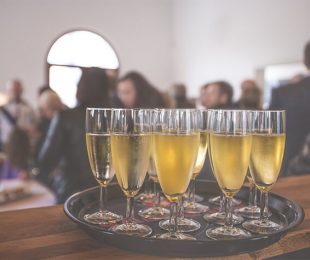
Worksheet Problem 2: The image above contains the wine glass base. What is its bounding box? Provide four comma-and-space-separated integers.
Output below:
156, 232, 196, 240
203, 212, 244, 226
235, 206, 260, 219
138, 207, 170, 221
159, 218, 201, 233
183, 201, 209, 214
208, 196, 242, 206
242, 219, 283, 234
110, 222, 152, 237
84, 211, 123, 226
183, 193, 204, 203
206, 226, 251, 240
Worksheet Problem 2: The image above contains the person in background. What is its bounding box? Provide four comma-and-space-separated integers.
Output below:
287, 134, 310, 176
0, 127, 31, 180
0, 80, 36, 150
38, 85, 52, 97
170, 83, 195, 108
38, 90, 64, 121
36, 87, 57, 136
161, 91, 174, 108
270, 41, 310, 176
200, 81, 234, 109
113, 71, 166, 108
234, 80, 262, 110
196, 86, 207, 108
34, 90, 65, 161
289, 73, 305, 84
36, 68, 110, 203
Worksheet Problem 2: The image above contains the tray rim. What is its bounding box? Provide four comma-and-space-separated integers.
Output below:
63, 180, 305, 257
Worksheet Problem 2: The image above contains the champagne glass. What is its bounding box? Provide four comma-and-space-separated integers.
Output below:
184, 109, 209, 214
206, 110, 252, 240
235, 170, 260, 219
159, 110, 204, 232
84, 108, 123, 225
110, 109, 152, 237
153, 109, 200, 240
243, 110, 285, 234
203, 111, 243, 226
138, 156, 170, 221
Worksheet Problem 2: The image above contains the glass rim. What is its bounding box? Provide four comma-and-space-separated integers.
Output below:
207, 109, 251, 112
110, 108, 152, 112
154, 108, 198, 112
86, 107, 112, 111
251, 110, 286, 113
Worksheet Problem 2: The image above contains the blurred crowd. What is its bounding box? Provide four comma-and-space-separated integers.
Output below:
0, 41, 309, 203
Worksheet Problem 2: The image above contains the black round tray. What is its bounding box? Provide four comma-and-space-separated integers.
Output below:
64, 180, 304, 257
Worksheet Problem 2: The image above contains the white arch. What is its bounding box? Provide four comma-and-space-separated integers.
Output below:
47, 30, 119, 69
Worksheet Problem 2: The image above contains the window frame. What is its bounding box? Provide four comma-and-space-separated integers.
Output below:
45, 28, 120, 89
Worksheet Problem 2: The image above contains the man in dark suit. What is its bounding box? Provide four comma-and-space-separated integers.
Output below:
270, 41, 310, 176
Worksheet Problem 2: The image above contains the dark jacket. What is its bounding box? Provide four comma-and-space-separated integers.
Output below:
269, 76, 310, 176
36, 106, 97, 203
287, 133, 310, 176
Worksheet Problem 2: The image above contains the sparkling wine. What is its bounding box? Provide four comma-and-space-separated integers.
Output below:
111, 134, 152, 197
86, 133, 114, 186
153, 133, 199, 202
209, 133, 252, 197
250, 134, 285, 192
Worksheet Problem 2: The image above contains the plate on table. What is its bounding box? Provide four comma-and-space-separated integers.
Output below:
0, 180, 32, 205
64, 180, 304, 257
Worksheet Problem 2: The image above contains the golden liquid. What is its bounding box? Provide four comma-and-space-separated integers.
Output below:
111, 134, 151, 197
209, 133, 252, 197
250, 134, 285, 192
192, 130, 208, 178
86, 133, 114, 186
153, 133, 200, 202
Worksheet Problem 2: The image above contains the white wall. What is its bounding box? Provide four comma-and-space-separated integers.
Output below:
172, 0, 310, 99
1, 0, 310, 103
0, 0, 173, 103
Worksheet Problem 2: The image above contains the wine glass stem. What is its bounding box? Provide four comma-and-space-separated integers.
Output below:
253, 186, 258, 207
99, 185, 107, 213
154, 181, 160, 207
188, 178, 196, 205
178, 196, 185, 219
219, 194, 225, 213
126, 196, 135, 223
260, 191, 269, 222
248, 181, 255, 207
169, 201, 178, 236
145, 175, 151, 195
224, 196, 233, 228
